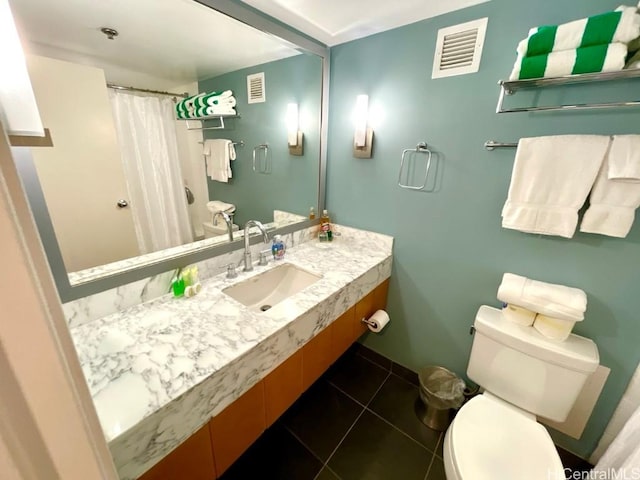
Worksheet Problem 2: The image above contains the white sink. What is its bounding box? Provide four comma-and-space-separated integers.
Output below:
223, 263, 322, 312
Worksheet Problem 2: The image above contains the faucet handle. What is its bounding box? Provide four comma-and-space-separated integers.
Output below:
258, 249, 271, 266
224, 263, 238, 279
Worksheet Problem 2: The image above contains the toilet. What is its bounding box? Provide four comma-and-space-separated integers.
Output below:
443, 305, 599, 480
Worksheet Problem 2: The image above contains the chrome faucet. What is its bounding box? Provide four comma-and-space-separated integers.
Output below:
212, 211, 234, 242
243, 220, 270, 272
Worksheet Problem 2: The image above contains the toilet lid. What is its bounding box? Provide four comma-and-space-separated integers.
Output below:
449, 395, 565, 480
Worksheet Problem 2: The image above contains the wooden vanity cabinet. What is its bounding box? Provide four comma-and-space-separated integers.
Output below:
138, 423, 216, 480
209, 381, 266, 476
263, 349, 304, 426
138, 278, 389, 479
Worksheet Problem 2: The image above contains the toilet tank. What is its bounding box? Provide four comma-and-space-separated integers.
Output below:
467, 306, 599, 422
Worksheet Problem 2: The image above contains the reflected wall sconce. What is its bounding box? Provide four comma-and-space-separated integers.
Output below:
0, 0, 43, 137
353, 94, 373, 158
287, 102, 303, 156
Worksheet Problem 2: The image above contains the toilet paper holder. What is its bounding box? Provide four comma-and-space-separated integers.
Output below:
361, 317, 377, 327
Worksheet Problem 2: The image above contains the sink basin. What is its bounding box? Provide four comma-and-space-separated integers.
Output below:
223, 263, 322, 312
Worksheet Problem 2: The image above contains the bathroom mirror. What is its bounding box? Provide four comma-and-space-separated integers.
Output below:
10, 0, 328, 301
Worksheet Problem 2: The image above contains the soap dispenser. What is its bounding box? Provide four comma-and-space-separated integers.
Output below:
272, 235, 286, 260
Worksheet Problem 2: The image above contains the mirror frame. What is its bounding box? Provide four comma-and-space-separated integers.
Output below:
13, 0, 329, 303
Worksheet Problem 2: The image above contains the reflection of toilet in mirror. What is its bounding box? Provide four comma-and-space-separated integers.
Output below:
203, 200, 239, 238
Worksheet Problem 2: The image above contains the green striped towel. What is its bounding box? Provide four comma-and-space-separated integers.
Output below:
192, 90, 233, 109
510, 43, 628, 80
517, 6, 640, 57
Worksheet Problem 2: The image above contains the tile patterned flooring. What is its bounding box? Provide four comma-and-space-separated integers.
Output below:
219, 345, 592, 480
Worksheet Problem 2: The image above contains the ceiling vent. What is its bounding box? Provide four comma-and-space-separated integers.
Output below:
432, 18, 488, 79
247, 72, 266, 104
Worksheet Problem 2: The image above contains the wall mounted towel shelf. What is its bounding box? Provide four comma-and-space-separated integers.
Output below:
181, 114, 240, 131
496, 69, 640, 114
398, 142, 432, 190
484, 140, 518, 150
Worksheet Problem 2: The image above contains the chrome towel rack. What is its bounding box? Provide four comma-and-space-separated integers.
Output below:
183, 114, 240, 130
484, 140, 518, 150
496, 69, 640, 114
398, 142, 432, 191
252, 144, 271, 174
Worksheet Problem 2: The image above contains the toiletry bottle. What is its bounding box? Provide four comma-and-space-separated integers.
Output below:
272, 235, 286, 260
320, 209, 332, 242
172, 269, 185, 297
309, 207, 316, 220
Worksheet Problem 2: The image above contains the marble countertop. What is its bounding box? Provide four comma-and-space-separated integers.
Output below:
70, 225, 393, 479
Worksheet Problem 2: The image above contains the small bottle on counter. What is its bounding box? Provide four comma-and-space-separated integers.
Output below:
272, 235, 286, 260
319, 209, 333, 242
309, 207, 316, 220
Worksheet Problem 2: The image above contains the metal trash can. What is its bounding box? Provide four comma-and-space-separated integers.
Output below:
415, 366, 465, 431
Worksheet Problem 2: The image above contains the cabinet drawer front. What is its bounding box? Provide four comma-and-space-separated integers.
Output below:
138, 424, 215, 480
264, 349, 303, 426
210, 382, 266, 475
302, 325, 333, 390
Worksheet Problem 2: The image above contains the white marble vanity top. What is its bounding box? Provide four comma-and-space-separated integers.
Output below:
70, 225, 393, 479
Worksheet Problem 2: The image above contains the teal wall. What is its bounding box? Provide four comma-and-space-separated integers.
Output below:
327, 0, 640, 458
199, 54, 322, 225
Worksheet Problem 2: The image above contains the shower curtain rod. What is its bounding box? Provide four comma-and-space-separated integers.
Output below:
107, 83, 190, 99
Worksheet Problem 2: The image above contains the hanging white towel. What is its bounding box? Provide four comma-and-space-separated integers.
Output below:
502, 135, 611, 238
497, 273, 587, 322
607, 135, 640, 182
203, 139, 235, 183
580, 144, 640, 238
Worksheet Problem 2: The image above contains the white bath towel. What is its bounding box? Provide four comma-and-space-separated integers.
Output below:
206, 200, 235, 213
203, 139, 236, 183
607, 135, 640, 182
580, 145, 640, 238
501, 135, 611, 238
497, 273, 587, 322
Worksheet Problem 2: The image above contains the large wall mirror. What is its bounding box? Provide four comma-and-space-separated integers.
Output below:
10, 0, 328, 302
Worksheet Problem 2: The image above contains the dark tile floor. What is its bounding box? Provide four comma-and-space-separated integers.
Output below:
219, 345, 592, 480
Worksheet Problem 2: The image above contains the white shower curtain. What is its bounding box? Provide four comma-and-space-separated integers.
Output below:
594, 403, 640, 477
109, 90, 192, 254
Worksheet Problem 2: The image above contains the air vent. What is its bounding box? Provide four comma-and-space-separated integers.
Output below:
247, 72, 265, 104
432, 18, 488, 79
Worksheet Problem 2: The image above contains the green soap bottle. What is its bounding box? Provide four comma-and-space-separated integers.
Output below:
172, 270, 185, 297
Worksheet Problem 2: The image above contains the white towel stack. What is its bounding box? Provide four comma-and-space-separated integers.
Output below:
497, 273, 587, 341
203, 139, 236, 183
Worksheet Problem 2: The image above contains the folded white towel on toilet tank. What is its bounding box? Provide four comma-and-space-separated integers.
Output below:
501, 135, 611, 238
497, 273, 587, 322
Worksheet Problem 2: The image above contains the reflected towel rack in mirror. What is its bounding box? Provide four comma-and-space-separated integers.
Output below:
398, 142, 432, 190
484, 140, 518, 150
181, 114, 240, 131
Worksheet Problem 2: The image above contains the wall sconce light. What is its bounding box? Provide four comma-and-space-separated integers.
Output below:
287, 102, 303, 156
0, 0, 43, 137
353, 94, 373, 158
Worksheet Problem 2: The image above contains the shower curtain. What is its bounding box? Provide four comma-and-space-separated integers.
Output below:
594, 403, 640, 477
109, 90, 192, 254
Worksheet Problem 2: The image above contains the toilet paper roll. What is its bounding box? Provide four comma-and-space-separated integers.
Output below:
533, 314, 576, 342
501, 303, 536, 326
367, 310, 390, 333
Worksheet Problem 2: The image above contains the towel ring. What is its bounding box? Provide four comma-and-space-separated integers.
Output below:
398, 142, 432, 190
252, 144, 270, 174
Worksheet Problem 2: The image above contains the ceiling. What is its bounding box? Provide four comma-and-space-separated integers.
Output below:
241, 0, 491, 46
10, 0, 299, 89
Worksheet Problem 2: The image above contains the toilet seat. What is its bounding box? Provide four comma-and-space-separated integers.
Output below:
443, 394, 565, 480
